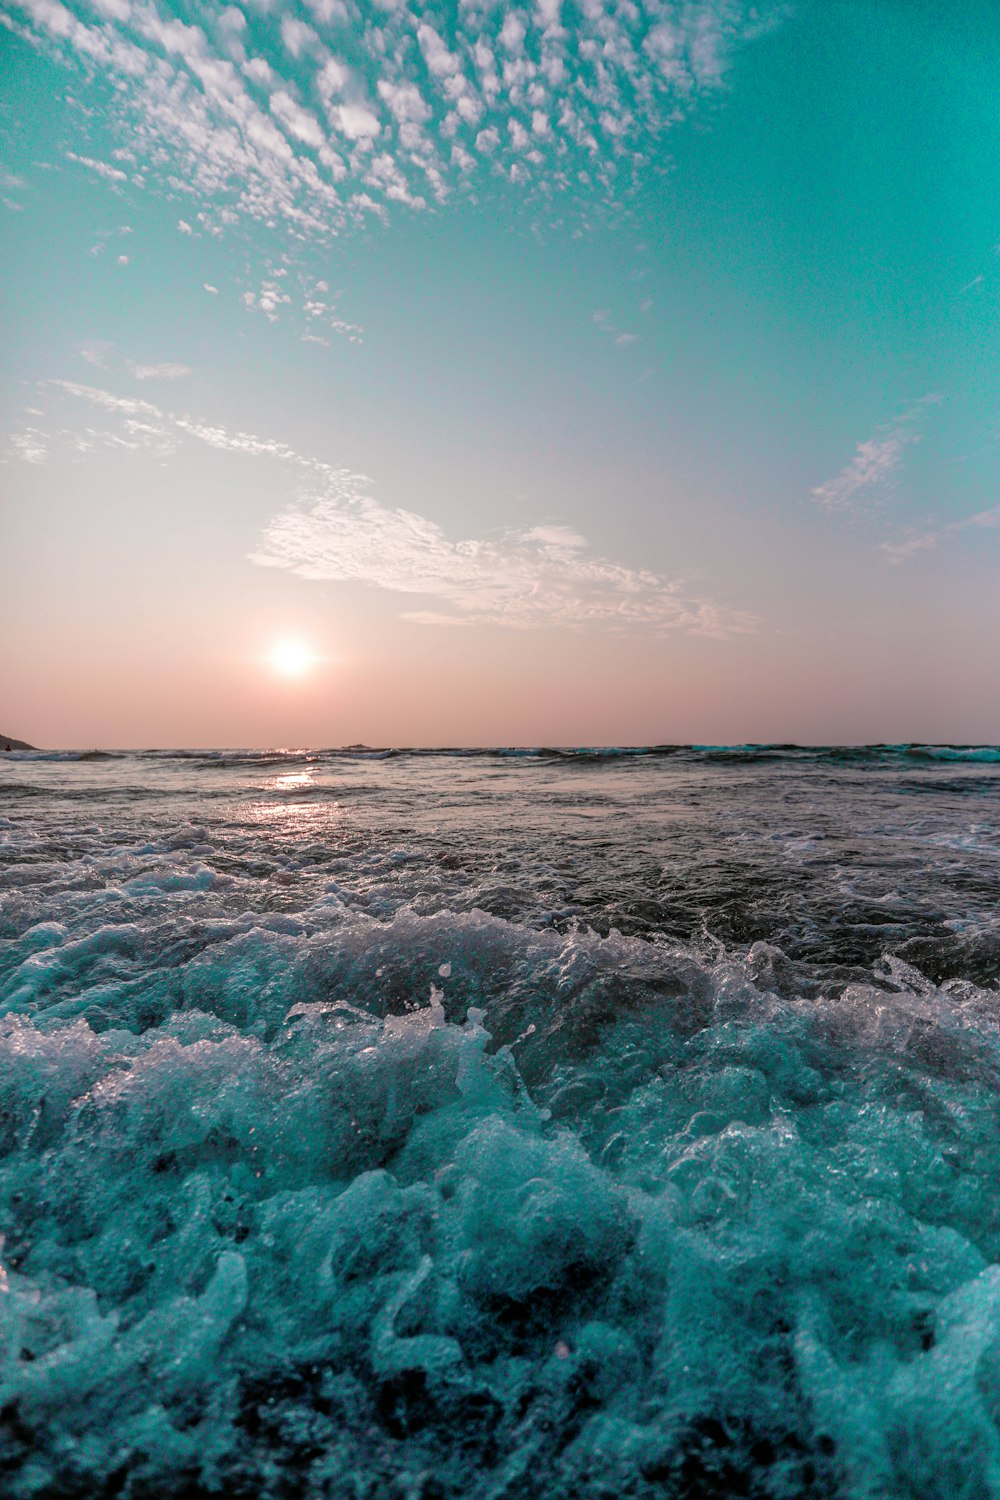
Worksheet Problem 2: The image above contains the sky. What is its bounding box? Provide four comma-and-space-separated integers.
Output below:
1, 0, 999, 747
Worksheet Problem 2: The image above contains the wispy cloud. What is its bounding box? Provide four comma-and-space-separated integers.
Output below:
51, 380, 162, 419
881, 503, 1000, 566
10, 430, 47, 464
12, 377, 754, 638
811, 434, 907, 513
810, 397, 941, 514
80, 341, 113, 369
251, 481, 755, 636
9, 0, 787, 237
954, 504, 1000, 531
66, 151, 128, 184
593, 304, 644, 350
880, 533, 938, 566
2, 169, 28, 213
127, 361, 192, 381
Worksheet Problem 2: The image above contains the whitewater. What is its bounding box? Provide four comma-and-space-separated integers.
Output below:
2, 745, 1000, 1498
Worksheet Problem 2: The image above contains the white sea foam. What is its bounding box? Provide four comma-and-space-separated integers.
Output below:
1, 750, 1000, 1495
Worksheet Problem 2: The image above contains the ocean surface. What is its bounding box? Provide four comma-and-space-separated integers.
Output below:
3, 744, 1000, 1499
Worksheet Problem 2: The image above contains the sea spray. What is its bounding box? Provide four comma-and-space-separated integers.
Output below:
2, 748, 1000, 1495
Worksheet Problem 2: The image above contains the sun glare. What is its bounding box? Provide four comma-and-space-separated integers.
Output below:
268, 640, 315, 678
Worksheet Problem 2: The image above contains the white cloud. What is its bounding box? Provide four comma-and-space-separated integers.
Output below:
204, 282, 219, 294
331, 101, 381, 140
66, 152, 128, 182
316, 54, 350, 98
217, 4, 246, 58
80, 342, 113, 368
593, 307, 639, 348
251, 477, 754, 636
51, 380, 162, 418
417, 21, 462, 79
7, 0, 785, 236
90, 0, 130, 20
952, 503, 1000, 531
811, 435, 906, 513
523, 524, 586, 548
536, 0, 561, 32
127, 361, 192, 380
279, 15, 318, 57
27, 378, 752, 637
880, 501, 1000, 566
270, 89, 326, 149
377, 77, 432, 125
810, 398, 941, 514
10, 429, 47, 464
239, 265, 361, 339
242, 55, 275, 85
305, 0, 349, 23
881, 533, 938, 566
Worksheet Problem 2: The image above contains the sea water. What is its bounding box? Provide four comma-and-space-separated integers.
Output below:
2, 745, 1000, 1498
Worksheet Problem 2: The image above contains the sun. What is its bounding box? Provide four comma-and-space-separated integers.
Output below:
268, 640, 315, 678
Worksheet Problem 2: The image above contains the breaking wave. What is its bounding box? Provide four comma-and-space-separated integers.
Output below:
2, 749, 1000, 1496
6, 743, 1000, 768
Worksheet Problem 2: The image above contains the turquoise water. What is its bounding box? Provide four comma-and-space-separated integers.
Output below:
2, 747, 1000, 1497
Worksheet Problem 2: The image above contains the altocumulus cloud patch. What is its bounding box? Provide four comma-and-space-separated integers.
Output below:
6, 0, 788, 234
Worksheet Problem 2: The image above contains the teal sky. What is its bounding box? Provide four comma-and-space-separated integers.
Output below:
2, 0, 999, 747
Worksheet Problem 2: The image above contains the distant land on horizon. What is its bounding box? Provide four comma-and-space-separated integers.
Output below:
1, 735, 36, 750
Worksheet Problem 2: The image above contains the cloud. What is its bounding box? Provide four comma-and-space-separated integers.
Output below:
879, 502, 1000, 566
952, 503, 1000, 531
10, 430, 47, 464
593, 307, 639, 348
810, 398, 941, 514
279, 16, 319, 58
522, 524, 586, 548
9, 0, 787, 237
80, 342, 113, 368
811, 435, 906, 513
250, 477, 755, 636
66, 152, 128, 183
270, 89, 325, 149
241, 265, 363, 341
880, 533, 937, 566
127, 361, 192, 380
51, 380, 162, 419
21, 378, 753, 638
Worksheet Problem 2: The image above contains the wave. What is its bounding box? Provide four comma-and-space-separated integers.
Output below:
6, 742, 997, 770
0, 748, 127, 763
2, 883, 1000, 1496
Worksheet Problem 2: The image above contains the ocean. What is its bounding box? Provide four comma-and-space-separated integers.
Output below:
2, 745, 1000, 1498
